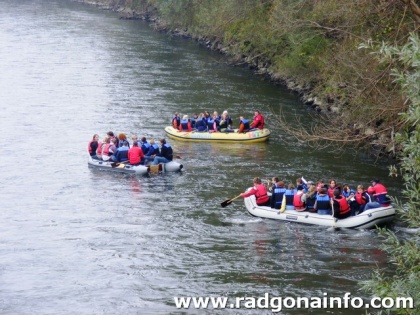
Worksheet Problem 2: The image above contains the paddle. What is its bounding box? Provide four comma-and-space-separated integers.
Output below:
111, 160, 129, 168
221, 194, 242, 208
331, 199, 337, 228
279, 194, 286, 213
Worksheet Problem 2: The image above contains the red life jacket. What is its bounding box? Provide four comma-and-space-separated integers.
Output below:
103, 143, 111, 156
334, 197, 350, 215
96, 141, 103, 156
255, 184, 269, 205
293, 193, 305, 210
355, 191, 367, 205
367, 183, 390, 206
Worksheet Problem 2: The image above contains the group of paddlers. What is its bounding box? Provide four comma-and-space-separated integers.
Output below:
172, 110, 265, 133
88, 131, 174, 166
241, 177, 391, 219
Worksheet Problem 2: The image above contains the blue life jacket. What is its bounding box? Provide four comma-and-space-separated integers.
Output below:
305, 193, 317, 210
190, 118, 196, 128
272, 187, 286, 209
207, 118, 215, 131
342, 189, 355, 198
196, 118, 206, 131
240, 118, 250, 130
115, 146, 129, 162
316, 194, 331, 211
285, 189, 295, 206
145, 144, 159, 156
172, 116, 180, 127
161, 143, 173, 161
141, 141, 150, 154
180, 119, 190, 130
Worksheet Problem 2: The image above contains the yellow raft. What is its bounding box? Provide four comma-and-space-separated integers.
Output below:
164, 126, 271, 143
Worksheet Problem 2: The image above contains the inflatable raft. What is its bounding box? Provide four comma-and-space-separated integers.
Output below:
87, 156, 183, 175
243, 194, 395, 229
164, 126, 271, 143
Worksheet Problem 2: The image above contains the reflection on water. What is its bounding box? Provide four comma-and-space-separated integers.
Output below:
0, 0, 400, 314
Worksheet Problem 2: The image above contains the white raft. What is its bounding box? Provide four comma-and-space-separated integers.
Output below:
87, 156, 183, 175
244, 194, 395, 229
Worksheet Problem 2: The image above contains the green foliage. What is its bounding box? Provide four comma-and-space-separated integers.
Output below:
360, 33, 420, 315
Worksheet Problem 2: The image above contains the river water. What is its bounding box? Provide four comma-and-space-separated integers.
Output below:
0, 0, 402, 314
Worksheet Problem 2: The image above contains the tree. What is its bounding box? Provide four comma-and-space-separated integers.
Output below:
360, 33, 420, 314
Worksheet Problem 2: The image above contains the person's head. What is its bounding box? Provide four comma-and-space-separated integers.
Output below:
333, 188, 341, 198
174, 112, 179, 117
239, 116, 244, 121
308, 185, 317, 194
371, 179, 380, 185
92, 134, 99, 141
272, 177, 279, 184
357, 185, 365, 192
193, 113, 198, 119
133, 140, 138, 147
288, 183, 295, 190
277, 180, 285, 188
160, 138, 166, 145
118, 133, 127, 141
253, 177, 262, 185
296, 178, 303, 184
150, 139, 155, 145
107, 131, 114, 137
319, 187, 327, 195
199, 112, 204, 118
182, 115, 188, 120
111, 138, 117, 144
213, 111, 218, 116
141, 137, 147, 143
329, 179, 336, 187
307, 180, 314, 187
103, 136, 109, 143
254, 110, 260, 116
223, 110, 228, 116
132, 135, 138, 141
123, 141, 128, 147
342, 184, 350, 192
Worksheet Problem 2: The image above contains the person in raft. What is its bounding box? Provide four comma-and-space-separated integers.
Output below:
237, 116, 250, 133
88, 134, 99, 159
178, 115, 192, 132
128, 140, 145, 166
240, 177, 270, 207
364, 179, 391, 211
331, 188, 351, 219
152, 139, 173, 165
250, 110, 265, 130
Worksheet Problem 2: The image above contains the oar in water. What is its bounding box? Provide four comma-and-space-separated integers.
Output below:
111, 160, 130, 168
221, 194, 242, 208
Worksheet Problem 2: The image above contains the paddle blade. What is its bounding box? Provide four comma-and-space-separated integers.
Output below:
221, 199, 233, 208
279, 194, 286, 213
